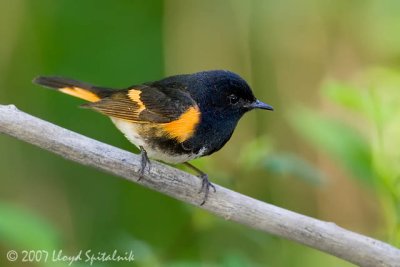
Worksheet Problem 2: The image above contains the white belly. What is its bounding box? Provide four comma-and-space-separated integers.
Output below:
111, 118, 206, 164
111, 117, 146, 148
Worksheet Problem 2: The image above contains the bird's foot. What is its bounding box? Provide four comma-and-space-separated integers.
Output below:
183, 162, 217, 205
198, 173, 216, 206
138, 146, 150, 181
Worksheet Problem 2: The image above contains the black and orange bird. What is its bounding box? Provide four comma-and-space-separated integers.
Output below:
34, 70, 273, 205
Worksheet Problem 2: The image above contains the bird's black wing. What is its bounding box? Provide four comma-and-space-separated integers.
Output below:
83, 84, 199, 124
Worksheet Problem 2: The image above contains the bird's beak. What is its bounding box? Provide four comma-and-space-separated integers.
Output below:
248, 100, 274, 111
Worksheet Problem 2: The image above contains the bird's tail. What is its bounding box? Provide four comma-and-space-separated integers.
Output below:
33, 76, 113, 102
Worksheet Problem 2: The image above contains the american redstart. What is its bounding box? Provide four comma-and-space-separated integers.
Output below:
33, 70, 273, 205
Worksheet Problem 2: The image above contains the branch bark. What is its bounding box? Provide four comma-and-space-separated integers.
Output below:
0, 104, 399, 267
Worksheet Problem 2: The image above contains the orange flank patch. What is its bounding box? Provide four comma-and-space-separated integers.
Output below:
128, 89, 145, 113
59, 87, 100, 102
163, 106, 200, 143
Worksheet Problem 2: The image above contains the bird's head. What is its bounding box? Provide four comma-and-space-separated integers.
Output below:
192, 70, 273, 119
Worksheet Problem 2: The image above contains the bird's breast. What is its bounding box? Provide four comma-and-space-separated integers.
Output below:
110, 117, 206, 164
183, 112, 239, 156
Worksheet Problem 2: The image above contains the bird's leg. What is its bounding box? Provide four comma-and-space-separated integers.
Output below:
138, 146, 150, 181
184, 162, 216, 205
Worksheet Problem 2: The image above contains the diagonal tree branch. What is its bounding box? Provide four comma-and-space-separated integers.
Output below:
0, 104, 399, 267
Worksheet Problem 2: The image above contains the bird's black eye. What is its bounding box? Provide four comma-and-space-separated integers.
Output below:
228, 94, 239, 105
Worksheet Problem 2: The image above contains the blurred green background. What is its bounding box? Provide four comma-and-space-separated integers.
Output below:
1, 0, 400, 266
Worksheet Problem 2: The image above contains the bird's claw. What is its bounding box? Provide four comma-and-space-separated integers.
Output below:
138, 146, 150, 181
198, 174, 216, 206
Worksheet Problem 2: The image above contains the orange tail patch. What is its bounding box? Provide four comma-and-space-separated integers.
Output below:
59, 87, 101, 102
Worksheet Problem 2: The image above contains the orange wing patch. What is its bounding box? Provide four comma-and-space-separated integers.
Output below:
128, 89, 145, 113
162, 106, 201, 143
59, 87, 100, 102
